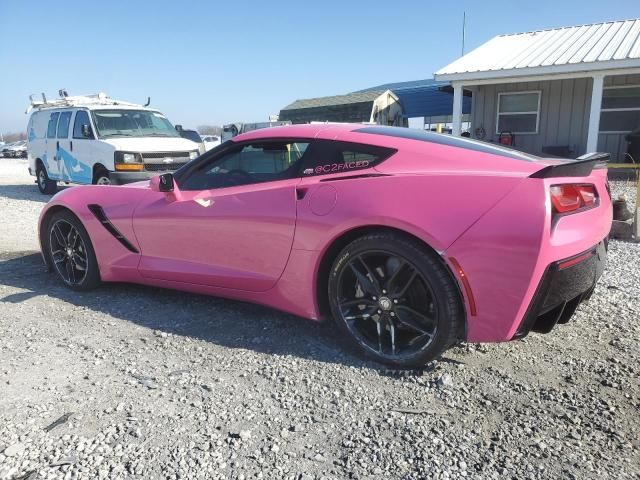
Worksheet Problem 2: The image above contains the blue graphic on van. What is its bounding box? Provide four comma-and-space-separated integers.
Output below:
58, 148, 92, 184
28, 128, 36, 142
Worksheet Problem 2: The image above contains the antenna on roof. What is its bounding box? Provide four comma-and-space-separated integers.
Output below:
461, 11, 466, 56
144, 97, 151, 107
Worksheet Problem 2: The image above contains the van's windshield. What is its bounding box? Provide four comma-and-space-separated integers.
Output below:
91, 109, 180, 138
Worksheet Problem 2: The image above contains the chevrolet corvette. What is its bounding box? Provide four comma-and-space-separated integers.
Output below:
38, 124, 612, 367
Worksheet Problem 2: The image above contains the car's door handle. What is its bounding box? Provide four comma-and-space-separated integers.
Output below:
70, 141, 73, 152
56, 141, 59, 150
296, 187, 308, 200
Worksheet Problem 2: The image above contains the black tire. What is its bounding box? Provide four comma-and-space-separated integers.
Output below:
93, 166, 111, 185
44, 210, 101, 291
328, 232, 463, 368
36, 162, 57, 194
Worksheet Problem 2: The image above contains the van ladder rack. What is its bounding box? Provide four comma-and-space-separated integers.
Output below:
26, 92, 148, 114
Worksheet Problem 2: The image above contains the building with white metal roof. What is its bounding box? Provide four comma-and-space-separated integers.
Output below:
434, 19, 640, 161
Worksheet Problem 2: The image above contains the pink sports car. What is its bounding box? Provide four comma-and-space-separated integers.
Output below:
38, 124, 612, 367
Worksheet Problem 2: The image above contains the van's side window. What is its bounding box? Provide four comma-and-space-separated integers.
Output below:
73, 111, 92, 139
57, 112, 72, 139
47, 113, 60, 139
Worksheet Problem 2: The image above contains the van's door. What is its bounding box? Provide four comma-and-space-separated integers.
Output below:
45, 112, 61, 179
66, 110, 95, 184
55, 111, 73, 180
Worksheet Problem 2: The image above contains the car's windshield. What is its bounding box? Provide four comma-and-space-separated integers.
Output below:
91, 109, 180, 138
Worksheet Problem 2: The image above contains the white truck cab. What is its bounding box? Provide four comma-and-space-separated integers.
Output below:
26, 92, 200, 194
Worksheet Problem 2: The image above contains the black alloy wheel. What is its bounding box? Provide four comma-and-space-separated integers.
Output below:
46, 211, 101, 291
328, 233, 463, 367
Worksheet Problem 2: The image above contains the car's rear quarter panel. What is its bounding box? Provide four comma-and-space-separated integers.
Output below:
445, 169, 612, 342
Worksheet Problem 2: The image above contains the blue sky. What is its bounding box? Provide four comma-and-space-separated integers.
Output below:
0, 0, 638, 133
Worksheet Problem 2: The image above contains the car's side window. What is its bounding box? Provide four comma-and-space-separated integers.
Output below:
180, 141, 310, 191
300, 140, 396, 176
47, 112, 60, 139
57, 111, 72, 139
73, 111, 93, 139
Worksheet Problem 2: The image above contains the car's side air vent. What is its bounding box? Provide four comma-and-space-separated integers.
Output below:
87, 204, 139, 253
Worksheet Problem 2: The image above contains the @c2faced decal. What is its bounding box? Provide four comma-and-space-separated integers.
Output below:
311, 160, 370, 175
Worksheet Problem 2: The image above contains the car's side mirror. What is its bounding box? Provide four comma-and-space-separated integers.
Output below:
81, 125, 93, 138
150, 173, 174, 193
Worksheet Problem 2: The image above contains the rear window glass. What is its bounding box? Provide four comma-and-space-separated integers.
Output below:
47, 113, 59, 139
301, 140, 396, 176
57, 112, 72, 138
354, 126, 540, 161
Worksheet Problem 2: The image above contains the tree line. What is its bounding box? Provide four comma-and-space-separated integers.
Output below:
1, 132, 27, 143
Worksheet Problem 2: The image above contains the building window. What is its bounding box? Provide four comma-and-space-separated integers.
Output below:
496, 91, 541, 134
600, 85, 640, 134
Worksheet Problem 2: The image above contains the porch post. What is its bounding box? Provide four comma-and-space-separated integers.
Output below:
586, 74, 605, 153
452, 83, 463, 136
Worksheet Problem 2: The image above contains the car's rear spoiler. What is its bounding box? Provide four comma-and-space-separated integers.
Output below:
529, 152, 609, 178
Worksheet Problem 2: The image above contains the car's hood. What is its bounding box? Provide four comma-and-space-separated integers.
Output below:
102, 136, 199, 152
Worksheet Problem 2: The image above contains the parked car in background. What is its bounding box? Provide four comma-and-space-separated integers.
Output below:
174, 125, 205, 155
2, 141, 27, 158
38, 124, 611, 367
200, 134, 221, 151
221, 121, 291, 142
1, 142, 14, 157
26, 92, 200, 194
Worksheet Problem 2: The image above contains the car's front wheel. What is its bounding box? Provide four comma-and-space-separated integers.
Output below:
45, 210, 101, 291
328, 232, 464, 368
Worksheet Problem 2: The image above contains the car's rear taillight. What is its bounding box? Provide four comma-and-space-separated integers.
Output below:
549, 184, 598, 215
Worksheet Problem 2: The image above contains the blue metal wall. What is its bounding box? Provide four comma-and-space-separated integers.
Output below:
355, 79, 471, 118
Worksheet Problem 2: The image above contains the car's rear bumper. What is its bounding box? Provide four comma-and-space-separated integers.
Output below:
512, 239, 607, 339
109, 171, 154, 185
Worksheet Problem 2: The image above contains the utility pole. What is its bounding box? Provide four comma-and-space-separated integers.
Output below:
461, 11, 466, 56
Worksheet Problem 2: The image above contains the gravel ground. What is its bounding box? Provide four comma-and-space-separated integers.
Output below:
0, 158, 639, 480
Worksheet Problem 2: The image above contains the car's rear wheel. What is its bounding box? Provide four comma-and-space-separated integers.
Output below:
36, 162, 57, 194
328, 232, 463, 368
93, 167, 111, 185
45, 210, 101, 291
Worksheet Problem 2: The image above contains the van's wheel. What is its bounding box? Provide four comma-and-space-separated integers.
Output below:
93, 167, 111, 185
36, 163, 57, 194
328, 232, 464, 368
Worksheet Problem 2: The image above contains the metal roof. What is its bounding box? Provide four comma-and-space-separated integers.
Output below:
280, 90, 385, 111
435, 19, 640, 82
355, 79, 471, 118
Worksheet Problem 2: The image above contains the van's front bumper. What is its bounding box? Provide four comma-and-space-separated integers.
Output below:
109, 171, 154, 185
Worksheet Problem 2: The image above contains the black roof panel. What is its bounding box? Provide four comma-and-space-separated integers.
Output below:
354, 126, 539, 162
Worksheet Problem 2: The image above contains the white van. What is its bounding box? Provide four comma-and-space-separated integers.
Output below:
27, 92, 200, 194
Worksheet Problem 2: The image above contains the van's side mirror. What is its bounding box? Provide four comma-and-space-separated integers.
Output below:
81, 125, 93, 138
150, 173, 174, 193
